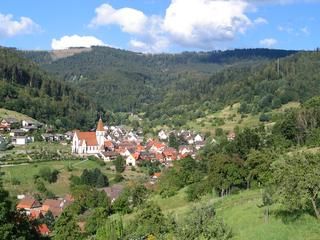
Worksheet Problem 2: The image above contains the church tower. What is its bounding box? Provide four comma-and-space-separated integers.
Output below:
96, 117, 105, 149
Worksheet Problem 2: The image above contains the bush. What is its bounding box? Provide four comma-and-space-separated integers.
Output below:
259, 113, 271, 122
114, 174, 124, 183
11, 177, 21, 185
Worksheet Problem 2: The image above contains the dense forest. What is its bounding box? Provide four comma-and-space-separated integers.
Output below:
22, 47, 298, 116
0, 47, 99, 130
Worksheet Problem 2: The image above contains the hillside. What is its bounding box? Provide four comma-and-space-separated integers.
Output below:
0, 47, 99, 130
22, 47, 297, 113
0, 108, 36, 122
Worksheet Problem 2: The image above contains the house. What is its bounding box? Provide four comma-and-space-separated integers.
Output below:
22, 119, 40, 127
101, 184, 124, 203
1, 118, 19, 129
64, 131, 74, 141
227, 131, 236, 141
101, 151, 119, 162
163, 147, 178, 161
139, 151, 155, 161
104, 140, 115, 151
11, 136, 33, 145
9, 129, 26, 137
41, 199, 65, 218
147, 140, 166, 153
194, 134, 204, 143
150, 172, 162, 184
72, 118, 106, 155
41, 133, 54, 142
16, 197, 41, 215
158, 130, 168, 141
195, 141, 206, 150
126, 152, 139, 166
178, 145, 194, 158
37, 224, 50, 236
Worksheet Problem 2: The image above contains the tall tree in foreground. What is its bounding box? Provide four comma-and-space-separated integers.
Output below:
272, 153, 320, 219
177, 205, 232, 240
53, 210, 82, 240
0, 178, 39, 239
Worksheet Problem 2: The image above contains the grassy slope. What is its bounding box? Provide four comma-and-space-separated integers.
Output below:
186, 102, 300, 133
147, 189, 320, 240
1, 159, 116, 196
0, 108, 36, 122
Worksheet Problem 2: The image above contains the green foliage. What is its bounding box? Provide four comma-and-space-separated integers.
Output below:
71, 185, 111, 214
113, 173, 124, 183
272, 153, 320, 219
42, 211, 55, 230
38, 166, 59, 183
53, 210, 82, 240
114, 156, 126, 173
207, 154, 246, 196
0, 180, 39, 239
96, 216, 124, 240
0, 47, 98, 130
177, 205, 232, 240
85, 207, 110, 235
245, 149, 277, 188
158, 157, 203, 198
125, 202, 170, 239
79, 168, 109, 188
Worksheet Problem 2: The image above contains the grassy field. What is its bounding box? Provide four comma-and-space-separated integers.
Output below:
0, 108, 35, 121
0, 159, 117, 196
147, 188, 320, 240
186, 102, 300, 134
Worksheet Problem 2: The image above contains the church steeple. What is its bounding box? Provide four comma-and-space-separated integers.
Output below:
96, 117, 105, 149
96, 117, 104, 132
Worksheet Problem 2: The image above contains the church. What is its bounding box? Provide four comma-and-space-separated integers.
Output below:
72, 118, 106, 155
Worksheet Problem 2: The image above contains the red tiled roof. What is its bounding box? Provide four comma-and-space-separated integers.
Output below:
96, 118, 104, 131
77, 132, 98, 146
133, 152, 140, 160
37, 224, 50, 235
163, 147, 177, 155
153, 172, 161, 178
104, 140, 114, 148
17, 197, 40, 210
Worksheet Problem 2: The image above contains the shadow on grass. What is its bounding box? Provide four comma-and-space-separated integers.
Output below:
273, 209, 305, 223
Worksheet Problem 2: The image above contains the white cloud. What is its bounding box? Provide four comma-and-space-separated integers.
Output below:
51, 35, 107, 50
300, 26, 310, 35
89, 3, 147, 34
259, 38, 278, 47
254, 17, 268, 25
162, 0, 251, 48
0, 13, 39, 38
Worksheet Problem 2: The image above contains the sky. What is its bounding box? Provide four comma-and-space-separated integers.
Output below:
0, 0, 319, 53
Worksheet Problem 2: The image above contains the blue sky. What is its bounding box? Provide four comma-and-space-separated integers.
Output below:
0, 0, 319, 53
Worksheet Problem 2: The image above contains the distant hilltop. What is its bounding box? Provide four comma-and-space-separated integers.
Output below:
50, 47, 92, 61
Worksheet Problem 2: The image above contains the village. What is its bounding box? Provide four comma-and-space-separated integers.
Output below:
0, 116, 229, 236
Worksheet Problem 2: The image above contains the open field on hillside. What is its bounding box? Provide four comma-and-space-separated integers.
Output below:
0, 108, 35, 122
144, 188, 320, 240
186, 102, 300, 134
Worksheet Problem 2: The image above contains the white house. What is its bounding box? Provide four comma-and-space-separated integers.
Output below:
126, 154, 136, 166
158, 130, 168, 141
72, 118, 106, 155
194, 134, 203, 143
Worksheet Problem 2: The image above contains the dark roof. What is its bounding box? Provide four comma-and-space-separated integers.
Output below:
102, 184, 124, 201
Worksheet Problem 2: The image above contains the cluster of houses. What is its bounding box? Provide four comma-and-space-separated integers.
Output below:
72, 118, 207, 167
0, 117, 75, 147
16, 194, 75, 236
0, 118, 42, 145
16, 185, 125, 236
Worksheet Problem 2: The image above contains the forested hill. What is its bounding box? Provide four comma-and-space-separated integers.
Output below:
0, 47, 99, 130
22, 47, 297, 113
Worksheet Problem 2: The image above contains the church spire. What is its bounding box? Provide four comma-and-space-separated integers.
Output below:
96, 117, 104, 131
